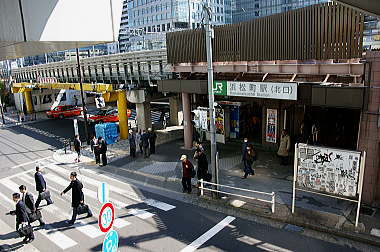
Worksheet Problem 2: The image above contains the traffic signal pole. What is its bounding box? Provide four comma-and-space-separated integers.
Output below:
204, 4, 219, 195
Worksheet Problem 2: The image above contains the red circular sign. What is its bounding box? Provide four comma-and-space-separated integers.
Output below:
98, 202, 115, 233
127, 109, 132, 118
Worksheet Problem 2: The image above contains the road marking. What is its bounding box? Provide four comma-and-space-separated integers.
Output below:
10, 157, 51, 169
128, 209, 154, 219
50, 163, 176, 212
236, 235, 293, 252
1, 179, 77, 250
0, 169, 34, 180
180, 216, 235, 252
144, 199, 176, 211
38, 224, 78, 250
113, 218, 131, 228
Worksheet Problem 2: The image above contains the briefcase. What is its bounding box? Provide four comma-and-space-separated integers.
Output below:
17, 224, 33, 237
40, 190, 51, 200
77, 204, 89, 215
205, 173, 212, 182
29, 210, 42, 223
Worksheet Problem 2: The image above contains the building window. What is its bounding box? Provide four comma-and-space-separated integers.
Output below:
167, 23, 170, 30
162, 24, 166, 31
157, 25, 160, 32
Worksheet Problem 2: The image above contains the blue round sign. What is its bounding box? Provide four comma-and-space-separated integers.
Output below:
102, 230, 119, 252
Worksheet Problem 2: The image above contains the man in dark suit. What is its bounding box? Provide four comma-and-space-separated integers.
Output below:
34, 166, 53, 208
148, 128, 157, 154
141, 130, 150, 158
60, 172, 92, 225
19, 185, 45, 227
98, 136, 108, 166
12, 193, 34, 243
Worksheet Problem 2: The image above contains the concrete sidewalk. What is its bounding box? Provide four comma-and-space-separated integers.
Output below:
54, 137, 380, 246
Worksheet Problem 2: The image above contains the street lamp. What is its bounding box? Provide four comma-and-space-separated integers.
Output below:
203, 4, 219, 193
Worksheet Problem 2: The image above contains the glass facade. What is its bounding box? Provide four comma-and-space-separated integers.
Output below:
231, 0, 329, 23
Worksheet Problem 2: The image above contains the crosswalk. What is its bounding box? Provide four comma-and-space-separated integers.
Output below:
0, 159, 176, 251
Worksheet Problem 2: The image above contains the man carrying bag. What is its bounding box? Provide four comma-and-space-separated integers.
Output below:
35, 166, 53, 208
11, 193, 34, 244
19, 185, 45, 227
61, 172, 93, 225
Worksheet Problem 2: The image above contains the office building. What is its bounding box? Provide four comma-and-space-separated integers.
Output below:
231, 0, 328, 23
125, 0, 227, 51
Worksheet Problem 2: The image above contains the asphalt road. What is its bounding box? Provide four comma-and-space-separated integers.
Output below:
0, 120, 376, 252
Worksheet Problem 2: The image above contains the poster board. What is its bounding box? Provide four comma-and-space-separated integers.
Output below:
296, 144, 361, 198
266, 109, 277, 143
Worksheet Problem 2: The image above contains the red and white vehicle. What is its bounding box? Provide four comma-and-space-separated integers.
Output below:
88, 108, 132, 123
46, 105, 82, 119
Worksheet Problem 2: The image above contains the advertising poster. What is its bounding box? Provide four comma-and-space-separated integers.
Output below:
266, 109, 277, 143
215, 108, 225, 135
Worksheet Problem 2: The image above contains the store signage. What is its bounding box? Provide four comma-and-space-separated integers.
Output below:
266, 109, 277, 143
213, 81, 297, 100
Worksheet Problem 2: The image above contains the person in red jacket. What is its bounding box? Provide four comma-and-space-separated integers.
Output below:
180, 155, 193, 194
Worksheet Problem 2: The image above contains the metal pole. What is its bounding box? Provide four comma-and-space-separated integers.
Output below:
204, 4, 218, 196
76, 48, 90, 145
0, 94, 5, 125
292, 143, 298, 214
355, 151, 366, 228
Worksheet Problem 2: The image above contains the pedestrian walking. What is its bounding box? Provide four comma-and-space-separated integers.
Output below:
35, 166, 53, 208
180, 155, 194, 193
129, 130, 136, 158
11, 193, 35, 243
90, 135, 100, 164
277, 129, 291, 165
19, 185, 45, 227
136, 130, 143, 154
98, 136, 108, 166
141, 130, 150, 158
60, 172, 92, 225
148, 128, 157, 154
74, 135, 81, 163
242, 145, 255, 179
241, 138, 249, 162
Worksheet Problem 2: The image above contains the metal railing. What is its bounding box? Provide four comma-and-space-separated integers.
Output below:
199, 179, 276, 213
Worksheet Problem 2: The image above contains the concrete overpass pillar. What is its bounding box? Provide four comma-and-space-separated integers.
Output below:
182, 93, 193, 149
117, 90, 128, 140
136, 102, 152, 131
169, 95, 183, 126
24, 90, 33, 114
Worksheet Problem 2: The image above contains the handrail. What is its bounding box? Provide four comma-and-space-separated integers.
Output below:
199, 179, 276, 213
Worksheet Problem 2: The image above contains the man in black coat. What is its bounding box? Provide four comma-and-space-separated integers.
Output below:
194, 149, 208, 181
74, 135, 81, 162
34, 166, 53, 208
12, 193, 34, 243
148, 128, 157, 154
98, 136, 108, 166
141, 130, 150, 158
19, 185, 45, 227
61, 172, 92, 225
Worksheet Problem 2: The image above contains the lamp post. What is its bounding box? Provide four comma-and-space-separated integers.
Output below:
76, 48, 90, 144
203, 4, 219, 194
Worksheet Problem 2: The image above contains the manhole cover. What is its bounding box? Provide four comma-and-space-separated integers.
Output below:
360, 206, 375, 216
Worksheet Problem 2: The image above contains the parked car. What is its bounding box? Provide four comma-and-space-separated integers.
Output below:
46, 105, 82, 119
88, 108, 132, 123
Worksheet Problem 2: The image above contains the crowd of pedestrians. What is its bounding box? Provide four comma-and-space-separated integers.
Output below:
8, 166, 92, 244
129, 128, 157, 159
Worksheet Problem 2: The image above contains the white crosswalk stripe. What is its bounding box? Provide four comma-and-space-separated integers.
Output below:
45, 162, 176, 212
1, 178, 78, 250
0, 159, 177, 250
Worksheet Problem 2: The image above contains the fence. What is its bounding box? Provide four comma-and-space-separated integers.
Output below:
199, 179, 276, 213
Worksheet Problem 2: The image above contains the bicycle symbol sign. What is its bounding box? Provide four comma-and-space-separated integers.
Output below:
98, 202, 115, 233
102, 230, 119, 252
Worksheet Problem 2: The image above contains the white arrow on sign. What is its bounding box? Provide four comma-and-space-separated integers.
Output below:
97, 182, 110, 204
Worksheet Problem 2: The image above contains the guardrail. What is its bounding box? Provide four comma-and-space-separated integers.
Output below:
199, 179, 276, 213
